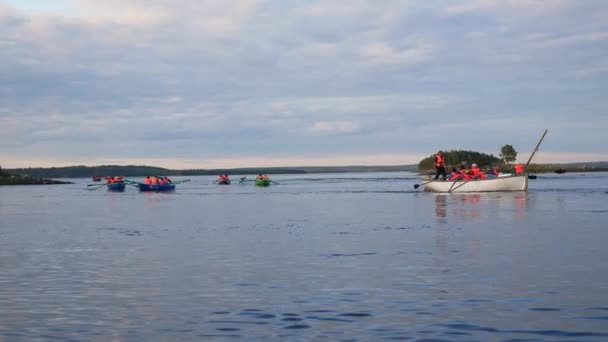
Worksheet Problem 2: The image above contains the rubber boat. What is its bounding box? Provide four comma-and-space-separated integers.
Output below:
137, 183, 176, 192
423, 175, 528, 193
107, 183, 126, 191
255, 179, 271, 186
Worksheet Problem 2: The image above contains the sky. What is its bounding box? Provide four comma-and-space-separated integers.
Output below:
1, 0, 607, 169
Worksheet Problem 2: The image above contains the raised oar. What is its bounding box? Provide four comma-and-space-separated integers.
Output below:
524, 129, 548, 170
270, 180, 280, 185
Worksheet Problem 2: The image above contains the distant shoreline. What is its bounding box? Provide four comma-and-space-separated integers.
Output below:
5, 161, 608, 179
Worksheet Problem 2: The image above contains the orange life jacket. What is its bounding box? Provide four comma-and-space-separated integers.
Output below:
470, 167, 482, 178
450, 171, 462, 180
151, 177, 158, 185
434, 154, 445, 167
144, 178, 151, 185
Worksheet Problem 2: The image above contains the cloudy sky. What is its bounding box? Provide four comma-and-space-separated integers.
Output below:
1, 0, 607, 168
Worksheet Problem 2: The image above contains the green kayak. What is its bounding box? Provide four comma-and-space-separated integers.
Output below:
255, 179, 271, 186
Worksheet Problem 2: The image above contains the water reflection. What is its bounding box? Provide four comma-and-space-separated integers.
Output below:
433, 192, 530, 223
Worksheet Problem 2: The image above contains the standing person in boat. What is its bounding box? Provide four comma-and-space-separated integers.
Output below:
433, 151, 447, 181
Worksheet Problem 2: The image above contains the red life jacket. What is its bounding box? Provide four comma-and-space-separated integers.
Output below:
434, 154, 445, 167
450, 171, 462, 180
515, 164, 524, 174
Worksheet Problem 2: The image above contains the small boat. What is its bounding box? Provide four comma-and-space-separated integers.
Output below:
137, 183, 176, 192
217, 178, 231, 185
555, 168, 566, 174
255, 179, 271, 186
92, 176, 102, 182
107, 183, 126, 192
423, 175, 528, 193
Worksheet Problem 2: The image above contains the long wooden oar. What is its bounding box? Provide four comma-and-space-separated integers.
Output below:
447, 179, 459, 192
449, 179, 472, 193
524, 129, 548, 170
173, 179, 190, 184
87, 184, 106, 190
413, 180, 433, 189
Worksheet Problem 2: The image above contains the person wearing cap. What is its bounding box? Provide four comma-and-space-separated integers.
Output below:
470, 163, 486, 179
433, 151, 447, 181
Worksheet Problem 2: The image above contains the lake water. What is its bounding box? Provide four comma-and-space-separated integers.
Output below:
1, 172, 607, 341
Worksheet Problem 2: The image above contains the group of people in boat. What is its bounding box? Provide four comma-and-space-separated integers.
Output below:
144, 176, 172, 185
256, 174, 270, 181
106, 176, 124, 184
217, 174, 230, 182
433, 150, 525, 181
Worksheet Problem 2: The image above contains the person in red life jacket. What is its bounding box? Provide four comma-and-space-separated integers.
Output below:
486, 167, 500, 178
150, 176, 159, 185
158, 177, 165, 185
447, 168, 463, 181
514, 164, 524, 175
433, 151, 447, 181
470, 163, 487, 179
144, 176, 151, 185
114, 176, 123, 183
458, 165, 473, 180
164, 176, 172, 184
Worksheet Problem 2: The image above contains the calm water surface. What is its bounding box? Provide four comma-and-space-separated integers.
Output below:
1, 172, 607, 341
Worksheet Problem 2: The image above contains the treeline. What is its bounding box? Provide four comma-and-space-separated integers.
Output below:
6, 164, 419, 178
0, 166, 71, 185
418, 150, 501, 171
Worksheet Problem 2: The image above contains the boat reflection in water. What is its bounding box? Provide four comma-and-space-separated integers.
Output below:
433, 192, 530, 224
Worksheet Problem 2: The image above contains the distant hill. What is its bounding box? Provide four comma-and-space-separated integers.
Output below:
6, 164, 419, 178
526, 161, 608, 173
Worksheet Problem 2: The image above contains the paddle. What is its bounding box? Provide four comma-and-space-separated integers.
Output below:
448, 179, 459, 192
87, 184, 106, 190
270, 180, 280, 185
449, 178, 472, 193
413, 180, 434, 189
173, 179, 190, 184
524, 129, 548, 170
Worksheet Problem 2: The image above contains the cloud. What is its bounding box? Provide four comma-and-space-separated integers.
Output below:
0, 0, 606, 168
309, 121, 361, 136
